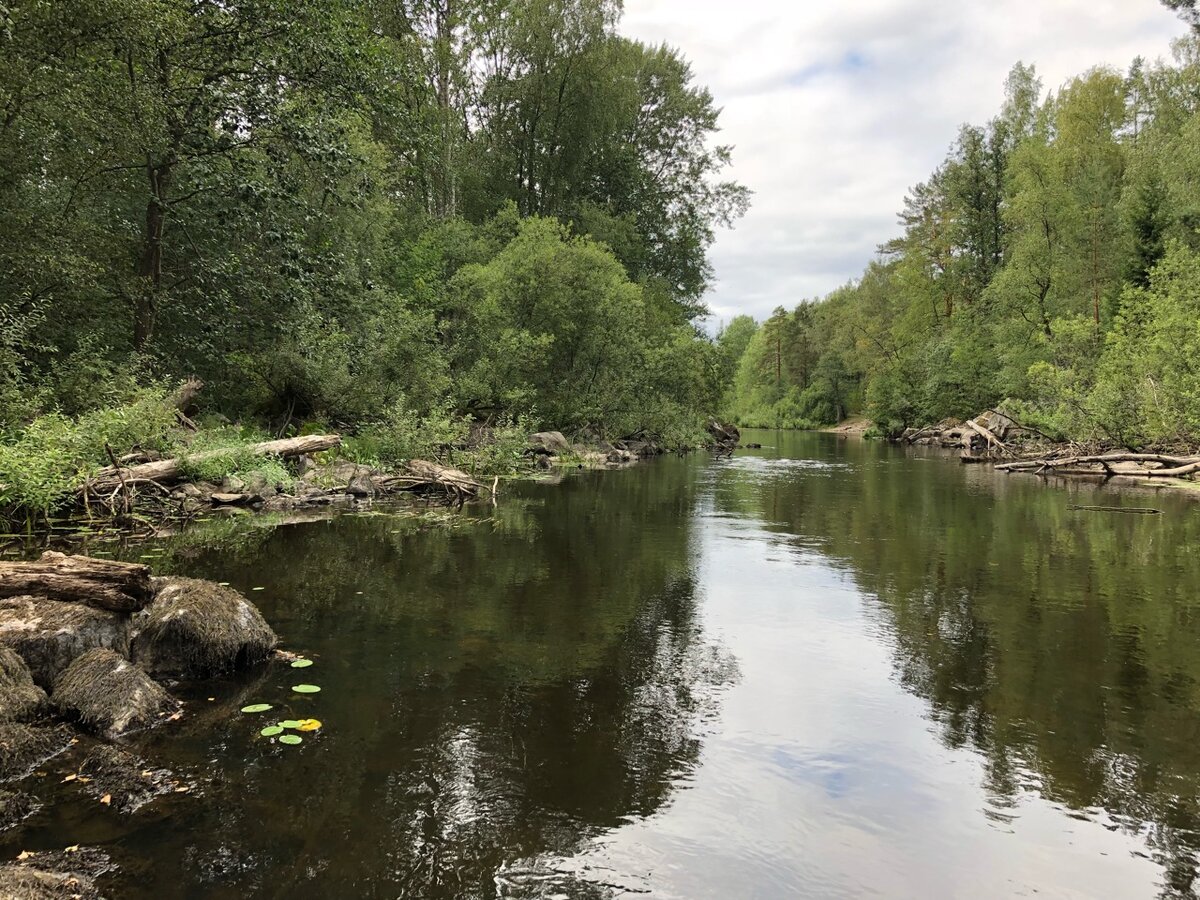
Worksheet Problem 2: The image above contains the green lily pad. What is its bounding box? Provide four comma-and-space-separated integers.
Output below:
279, 720, 302, 729
279, 734, 303, 745
292, 684, 321, 694
291, 659, 313, 669
260, 725, 284, 737
240, 703, 273, 714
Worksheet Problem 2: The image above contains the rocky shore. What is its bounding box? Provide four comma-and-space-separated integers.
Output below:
0, 552, 282, 896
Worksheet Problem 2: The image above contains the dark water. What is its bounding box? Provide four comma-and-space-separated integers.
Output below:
6, 430, 1200, 898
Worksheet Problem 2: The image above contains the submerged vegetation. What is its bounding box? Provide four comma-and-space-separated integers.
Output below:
727, 27, 1200, 448
0, 0, 747, 525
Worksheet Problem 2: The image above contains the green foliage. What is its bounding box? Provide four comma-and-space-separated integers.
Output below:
728, 45, 1200, 448
0, 391, 176, 520
175, 429, 295, 491
0, 0, 745, 458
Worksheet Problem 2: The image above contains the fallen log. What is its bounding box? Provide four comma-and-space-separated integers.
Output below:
392, 460, 485, 500
0, 552, 153, 613
996, 453, 1200, 473
965, 419, 1012, 456
83, 434, 341, 495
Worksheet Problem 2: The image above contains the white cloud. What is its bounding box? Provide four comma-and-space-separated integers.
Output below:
620, 0, 1189, 324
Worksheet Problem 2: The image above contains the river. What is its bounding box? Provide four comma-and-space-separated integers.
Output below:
5, 429, 1200, 898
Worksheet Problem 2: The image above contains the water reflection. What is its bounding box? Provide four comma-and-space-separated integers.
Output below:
715, 431, 1200, 898
0, 462, 738, 898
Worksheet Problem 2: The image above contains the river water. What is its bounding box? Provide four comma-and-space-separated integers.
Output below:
6, 429, 1200, 898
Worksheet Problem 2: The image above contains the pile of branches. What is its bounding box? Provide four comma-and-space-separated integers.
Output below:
996, 452, 1200, 480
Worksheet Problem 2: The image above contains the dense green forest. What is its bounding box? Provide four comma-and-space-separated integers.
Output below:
727, 27, 1200, 447
0, 0, 751, 516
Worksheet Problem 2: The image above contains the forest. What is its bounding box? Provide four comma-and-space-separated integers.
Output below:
727, 16, 1200, 447
0, 0, 751, 518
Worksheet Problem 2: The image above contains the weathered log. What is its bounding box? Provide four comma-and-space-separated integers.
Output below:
83, 434, 341, 494
965, 419, 1011, 455
0, 552, 152, 612
400, 460, 484, 498
996, 453, 1200, 475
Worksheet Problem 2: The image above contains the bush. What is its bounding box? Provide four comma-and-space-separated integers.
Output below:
0, 390, 177, 522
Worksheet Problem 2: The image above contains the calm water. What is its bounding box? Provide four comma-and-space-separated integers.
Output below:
5, 430, 1200, 898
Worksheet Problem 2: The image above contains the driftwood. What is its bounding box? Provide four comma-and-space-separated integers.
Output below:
377, 460, 486, 503
1068, 505, 1163, 515
996, 452, 1200, 479
83, 434, 341, 495
964, 419, 1012, 456
0, 552, 153, 612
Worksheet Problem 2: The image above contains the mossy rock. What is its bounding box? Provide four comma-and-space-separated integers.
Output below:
74, 744, 180, 814
0, 788, 39, 832
53, 649, 179, 740
0, 847, 111, 899
0, 649, 48, 723
131, 577, 278, 678
0, 723, 73, 783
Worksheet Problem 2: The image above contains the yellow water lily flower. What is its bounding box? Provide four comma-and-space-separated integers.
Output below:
296, 719, 322, 732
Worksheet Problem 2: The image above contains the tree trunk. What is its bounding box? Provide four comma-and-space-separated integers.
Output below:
0, 552, 153, 612
83, 434, 342, 494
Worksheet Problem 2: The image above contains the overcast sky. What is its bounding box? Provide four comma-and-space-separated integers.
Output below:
620, 1, 1189, 325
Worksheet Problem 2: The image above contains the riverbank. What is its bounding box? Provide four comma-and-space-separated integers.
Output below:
900, 410, 1200, 492
0, 388, 729, 543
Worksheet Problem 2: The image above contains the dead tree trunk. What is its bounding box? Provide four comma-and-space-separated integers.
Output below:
83, 434, 341, 495
0, 552, 153, 612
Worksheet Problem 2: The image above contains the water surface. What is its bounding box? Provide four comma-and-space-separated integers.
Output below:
5, 430, 1200, 898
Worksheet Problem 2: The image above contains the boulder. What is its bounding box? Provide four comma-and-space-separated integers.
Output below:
131, 578, 277, 678
0, 723, 73, 782
53, 649, 179, 740
346, 472, 376, 497
528, 432, 571, 455
0, 596, 131, 690
220, 474, 246, 494
0, 649, 48, 722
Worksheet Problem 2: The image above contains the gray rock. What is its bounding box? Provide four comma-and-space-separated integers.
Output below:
220, 474, 246, 494
528, 431, 571, 455
0, 596, 131, 690
347, 472, 376, 497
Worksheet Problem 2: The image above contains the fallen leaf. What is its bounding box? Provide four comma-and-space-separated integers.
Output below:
62, 774, 77, 783
76, 777, 91, 784
174, 786, 190, 793
166, 710, 183, 722
65, 845, 79, 853
207, 697, 215, 702
140, 770, 153, 777
16, 850, 33, 861
99, 794, 112, 806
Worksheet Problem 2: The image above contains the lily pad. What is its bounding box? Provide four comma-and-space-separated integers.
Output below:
279, 734, 303, 746
261, 725, 284, 737
291, 659, 314, 669
292, 684, 321, 694
279, 720, 303, 729
297, 719, 322, 732
240, 703, 273, 714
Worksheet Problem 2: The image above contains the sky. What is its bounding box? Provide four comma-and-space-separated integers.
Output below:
619, 0, 1190, 325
